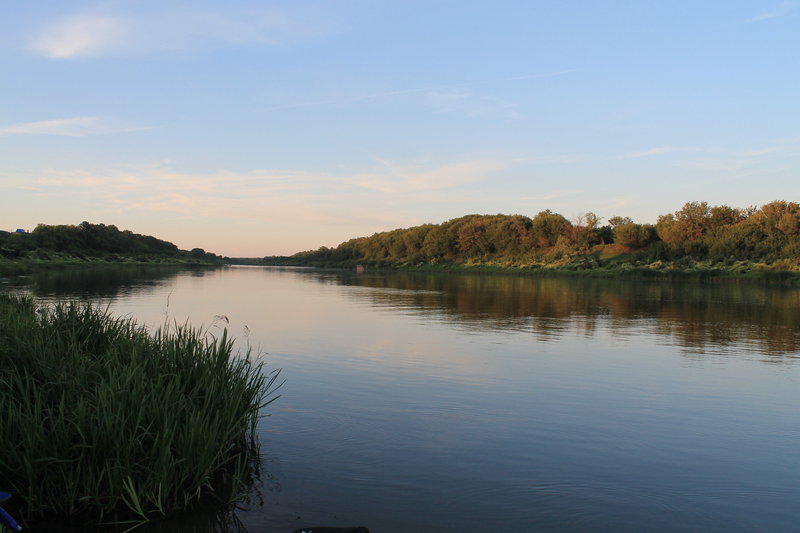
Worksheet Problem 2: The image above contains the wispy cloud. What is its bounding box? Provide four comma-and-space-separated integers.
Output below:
2, 157, 510, 226
625, 138, 800, 161
350, 160, 507, 194
623, 138, 800, 175
32, 16, 124, 59
622, 146, 709, 159
424, 91, 524, 121
5, 164, 350, 227
263, 69, 576, 112
748, 1, 797, 22
516, 190, 583, 202
0, 117, 145, 137
30, 4, 339, 59
740, 146, 787, 157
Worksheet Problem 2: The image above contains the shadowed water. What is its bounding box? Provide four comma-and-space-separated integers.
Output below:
5, 265, 800, 532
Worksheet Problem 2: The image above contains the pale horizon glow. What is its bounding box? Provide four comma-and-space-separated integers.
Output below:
1, 1, 798, 256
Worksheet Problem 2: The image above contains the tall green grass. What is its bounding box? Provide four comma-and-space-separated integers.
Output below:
0, 294, 281, 527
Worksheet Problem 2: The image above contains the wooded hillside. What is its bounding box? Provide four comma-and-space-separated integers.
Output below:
289, 201, 800, 269
0, 222, 221, 263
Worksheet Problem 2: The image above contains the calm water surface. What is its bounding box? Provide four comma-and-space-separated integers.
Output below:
6, 265, 800, 532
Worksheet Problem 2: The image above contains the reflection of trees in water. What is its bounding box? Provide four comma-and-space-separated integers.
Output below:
321, 271, 800, 357
21, 264, 216, 299
11, 266, 797, 356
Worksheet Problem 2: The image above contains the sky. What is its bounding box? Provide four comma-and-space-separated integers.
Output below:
1, 1, 798, 257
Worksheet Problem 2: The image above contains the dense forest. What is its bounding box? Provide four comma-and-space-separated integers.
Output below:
279, 200, 800, 272
0, 222, 222, 264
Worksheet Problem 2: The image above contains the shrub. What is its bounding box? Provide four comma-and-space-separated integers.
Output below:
0, 294, 281, 526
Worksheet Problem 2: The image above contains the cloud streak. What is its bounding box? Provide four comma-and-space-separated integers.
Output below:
32, 16, 125, 58
622, 146, 709, 159
350, 160, 507, 194
0, 117, 145, 137
2, 157, 509, 225
748, 1, 797, 22
621, 139, 800, 177
30, 4, 339, 59
263, 69, 576, 112
625, 138, 800, 161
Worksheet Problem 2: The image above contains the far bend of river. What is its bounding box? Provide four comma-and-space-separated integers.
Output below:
5, 265, 800, 533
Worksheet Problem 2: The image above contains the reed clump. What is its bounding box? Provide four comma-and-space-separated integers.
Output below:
0, 294, 280, 527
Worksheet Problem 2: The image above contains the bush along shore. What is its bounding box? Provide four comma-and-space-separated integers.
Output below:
0, 294, 281, 529
261, 201, 800, 284
261, 256, 800, 286
0, 221, 225, 276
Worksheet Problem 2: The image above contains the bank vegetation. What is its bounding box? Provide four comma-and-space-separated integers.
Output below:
272, 200, 800, 281
0, 294, 280, 529
0, 222, 223, 274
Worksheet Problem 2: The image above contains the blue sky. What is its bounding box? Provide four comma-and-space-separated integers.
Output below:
1, 1, 798, 256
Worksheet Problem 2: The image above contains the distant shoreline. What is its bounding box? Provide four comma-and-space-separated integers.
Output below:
4, 254, 799, 287
259, 203, 800, 284
250, 256, 800, 285
0, 256, 221, 276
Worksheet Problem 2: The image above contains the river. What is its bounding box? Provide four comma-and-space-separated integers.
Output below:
5, 265, 800, 532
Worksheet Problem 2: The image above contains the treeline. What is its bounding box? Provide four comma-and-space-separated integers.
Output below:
0, 222, 222, 263
286, 200, 800, 269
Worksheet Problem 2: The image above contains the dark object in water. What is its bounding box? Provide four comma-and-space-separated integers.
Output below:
0, 492, 22, 531
292, 528, 369, 533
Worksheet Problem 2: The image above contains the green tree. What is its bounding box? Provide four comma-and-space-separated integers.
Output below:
656, 202, 711, 255
614, 223, 656, 249
531, 210, 570, 248
608, 216, 633, 227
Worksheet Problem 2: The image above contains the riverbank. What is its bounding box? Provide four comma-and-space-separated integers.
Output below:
0, 294, 281, 528
0, 222, 225, 277
0, 255, 223, 277
257, 254, 800, 286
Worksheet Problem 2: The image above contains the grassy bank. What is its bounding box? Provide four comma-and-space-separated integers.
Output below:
0, 295, 281, 528
259, 255, 800, 285
0, 255, 222, 277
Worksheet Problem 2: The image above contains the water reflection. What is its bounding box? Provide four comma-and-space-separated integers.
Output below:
7, 266, 800, 358
1, 264, 214, 299
306, 271, 800, 357
5, 266, 800, 533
